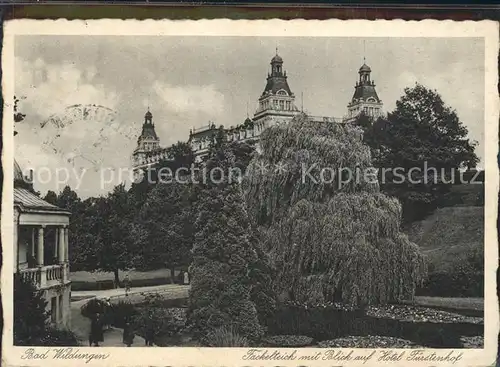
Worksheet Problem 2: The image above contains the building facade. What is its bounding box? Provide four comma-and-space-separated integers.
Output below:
14, 160, 72, 329
131, 52, 382, 173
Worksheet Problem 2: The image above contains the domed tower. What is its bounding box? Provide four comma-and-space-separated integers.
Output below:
347, 61, 383, 120
253, 50, 300, 127
132, 109, 161, 168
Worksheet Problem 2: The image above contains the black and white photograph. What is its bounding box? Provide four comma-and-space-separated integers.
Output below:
2, 19, 498, 366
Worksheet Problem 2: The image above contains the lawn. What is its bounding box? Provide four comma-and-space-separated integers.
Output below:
70, 269, 182, 290
71, 269, 177, 282
409, 296, 484, 311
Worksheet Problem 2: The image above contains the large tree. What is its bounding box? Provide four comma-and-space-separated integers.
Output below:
187, 140, 264, 343
244, 113, 426, 307
136, 180, 194, 279
70, 185, 137, 285
359, 84, 478, 222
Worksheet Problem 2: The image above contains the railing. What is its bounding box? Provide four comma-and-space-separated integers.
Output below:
45, 265, 63, 281
19, 264, 67, 289
19, 267, 41, 285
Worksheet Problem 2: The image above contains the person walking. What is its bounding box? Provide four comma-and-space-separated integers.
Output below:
122, 321, 135, 347
103, 297, 113, 330
123, 274, 131, 296
144, 310, 155, 346
89, 312, 104, 347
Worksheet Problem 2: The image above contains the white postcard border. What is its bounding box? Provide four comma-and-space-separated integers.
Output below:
2, 18, 499, 367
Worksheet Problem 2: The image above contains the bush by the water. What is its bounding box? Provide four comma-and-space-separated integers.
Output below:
262, 335, 314, 347
206, 326, 249, 347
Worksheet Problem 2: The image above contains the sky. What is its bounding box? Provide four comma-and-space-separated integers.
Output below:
14, 36, 485, 198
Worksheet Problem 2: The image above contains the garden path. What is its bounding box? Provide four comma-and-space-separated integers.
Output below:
70, 284, 190, 347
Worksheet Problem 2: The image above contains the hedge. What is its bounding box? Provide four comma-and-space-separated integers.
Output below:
416, 271, 483, 298
71, 276, 177, 291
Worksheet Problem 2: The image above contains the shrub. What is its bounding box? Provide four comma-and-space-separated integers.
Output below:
206, 326, 249, 347
262, 335, 314, 347
14, 275, 49, 345
14, 275, 78, 346
133, 307, 183, 343
80, 298, 106, 318
112, 300, 138, 328
38, 327, 79, 346
417, 248, 483, 297
417, 271, 483, 297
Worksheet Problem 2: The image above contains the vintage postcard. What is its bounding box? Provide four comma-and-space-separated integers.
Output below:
1, 18, 499, 366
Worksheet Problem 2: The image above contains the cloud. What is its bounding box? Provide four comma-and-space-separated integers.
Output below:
15, 57, 135, 196
152, 81, 225, 116
15, 57, 119, 122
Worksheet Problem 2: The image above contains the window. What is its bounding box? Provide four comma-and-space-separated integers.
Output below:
274, 100, 279, 108
277, 90, 288, 96
286, 101, 290, 110
279, 100, 285, 110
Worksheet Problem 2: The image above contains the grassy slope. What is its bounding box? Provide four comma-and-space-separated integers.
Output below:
405, 206, 484, 272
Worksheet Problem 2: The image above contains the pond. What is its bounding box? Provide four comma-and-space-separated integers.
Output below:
266, 304, 483, 348
104, 297, 483, 348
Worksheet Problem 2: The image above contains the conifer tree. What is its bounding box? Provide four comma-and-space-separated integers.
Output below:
187, 140, 264, 343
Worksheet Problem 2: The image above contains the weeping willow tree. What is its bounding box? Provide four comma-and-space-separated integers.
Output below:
243, 114, 426, 307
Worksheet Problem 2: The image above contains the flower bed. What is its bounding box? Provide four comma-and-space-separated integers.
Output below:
460, 336, 484, 348
318, 336, 422, 348
262, 335, 314, 347
366, 305, 483, 324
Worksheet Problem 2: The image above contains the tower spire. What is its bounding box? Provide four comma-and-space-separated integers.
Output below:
363, 40, 366, 63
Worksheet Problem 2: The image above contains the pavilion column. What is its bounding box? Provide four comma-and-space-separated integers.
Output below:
63, 226, 69, 282
37, 226, 45, 266
64, 227, 69, 262
31, 228, 35, 256
58, 227, 65, 264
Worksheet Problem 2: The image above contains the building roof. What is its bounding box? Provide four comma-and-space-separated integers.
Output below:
351, 84, 381, 102
359, 63, 371, 73
139, 124, 159, 140
14, 188, 70, 214
14, 160, 23, 183
262, 75, 293, 96
271, 54, 283, 63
